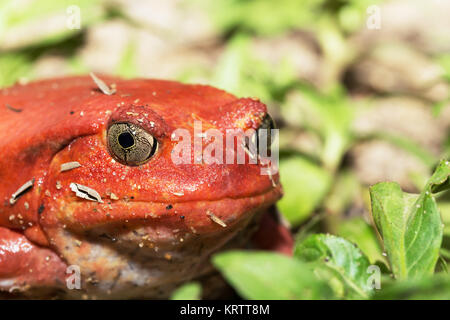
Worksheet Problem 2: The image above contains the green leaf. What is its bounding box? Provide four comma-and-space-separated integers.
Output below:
0, 0, 104, 50
171, 282, 202, 300
0, 52, 34, 88
212, 251, 334, 300
428, 160, 450, 194
373, 275, 450, 300
336, 218, 385, 265
294, 234, 373, 299
278, 156, 332, 226
370, 160, 449, 279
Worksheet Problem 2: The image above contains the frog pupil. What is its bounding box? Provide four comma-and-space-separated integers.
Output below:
118, 132, 135, 149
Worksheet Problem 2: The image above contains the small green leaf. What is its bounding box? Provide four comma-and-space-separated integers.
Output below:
294, 234, 373, 299
373, 275, 450, 300
0, 52, 34, 88
278, 157, 332, 226
336, 218, 385, 265
212, 251, 334, 300
171, 282, 202, 300
428, 160, 450, 194
370, 160, 449, 280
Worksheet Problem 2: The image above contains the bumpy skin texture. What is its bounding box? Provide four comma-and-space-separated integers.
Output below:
0, 76, 291, 299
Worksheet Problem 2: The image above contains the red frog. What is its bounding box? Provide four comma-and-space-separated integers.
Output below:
0, 75, 293, 299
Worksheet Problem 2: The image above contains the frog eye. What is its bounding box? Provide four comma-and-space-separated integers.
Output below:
107, 123, 158, 166
247, 113, 276, 156
259, 113, 276, 133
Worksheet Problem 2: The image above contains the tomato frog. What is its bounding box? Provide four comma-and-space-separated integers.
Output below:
0, 75, 292, 299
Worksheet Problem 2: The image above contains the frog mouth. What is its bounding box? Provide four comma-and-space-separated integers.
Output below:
39, 187, 281, 298
42, 202, 271, 299
49, 183, 283, 235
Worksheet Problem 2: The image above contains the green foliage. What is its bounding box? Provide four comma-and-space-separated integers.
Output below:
205, 0, 385, 36
213, 251, 334, 299
370, 160, 449, 279
0, 52, 34, 87
171, 282, 202, 300
210, 34, 298, 102
216, 162, 450, 300
0, 0, 449, 301
336, 217, 385, 265
373, 275, 450, 300
294, 234, 373, 299
278, 157, 332, 226
0, 0, 104, 49
281, 85, 354, 171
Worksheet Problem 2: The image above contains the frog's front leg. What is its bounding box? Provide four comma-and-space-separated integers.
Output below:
0, 227, 67, 297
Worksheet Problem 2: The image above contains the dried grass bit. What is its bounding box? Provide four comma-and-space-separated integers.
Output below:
6, 104, 22, 113
60, 161, 82, 172
70, 183, 104, 203
10, 178, 35, 205
109, 192, 119, 200
243, 143, 257, 160
89, 72, 116, 95
267, 167, 276, 187
206, 210, 227, 227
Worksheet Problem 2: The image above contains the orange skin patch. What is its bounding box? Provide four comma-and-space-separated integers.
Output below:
0, 76, 289, 296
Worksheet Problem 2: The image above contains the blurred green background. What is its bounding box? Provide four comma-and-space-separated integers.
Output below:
1, 0, 450, 295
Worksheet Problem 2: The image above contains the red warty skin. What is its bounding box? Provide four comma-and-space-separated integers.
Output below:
0, 76, 292, 299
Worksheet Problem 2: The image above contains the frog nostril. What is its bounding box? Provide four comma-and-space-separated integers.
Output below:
118, 132, 135, 149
